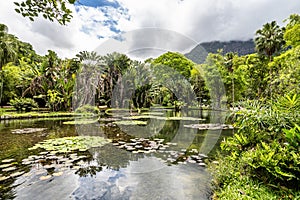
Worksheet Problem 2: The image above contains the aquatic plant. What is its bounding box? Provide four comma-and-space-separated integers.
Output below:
28, 136, 111, 152
63, 119, 98, 125
113, 120, 147, 126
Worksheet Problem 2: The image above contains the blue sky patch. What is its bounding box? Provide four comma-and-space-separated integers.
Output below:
75, 0, 121, 9
75, 0, 129, 40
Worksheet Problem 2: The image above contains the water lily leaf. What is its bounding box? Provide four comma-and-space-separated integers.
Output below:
53, 171, 63, 177
0, 163, 14, 169
0, 176, 10, 182
1, 159, 15, 163
10, 171, 25, 178
28, 136, 111, 153
2, 166, 17, 172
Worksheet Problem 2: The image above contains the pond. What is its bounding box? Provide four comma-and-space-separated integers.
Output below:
0, 109, 232, 200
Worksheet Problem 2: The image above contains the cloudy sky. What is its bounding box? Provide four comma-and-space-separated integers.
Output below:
0, 0, 300, 58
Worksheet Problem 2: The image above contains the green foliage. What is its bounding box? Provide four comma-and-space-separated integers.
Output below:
46, 90, 64, 111
75, 104, 100, 115
14, 0, 73, 25
9, 97, 38, 112
255, 21, 285, 60
283, 125, 300, 151
284, 14, 300, 47
210, 155, 300, 199
269, 45, 300, 96
152, 51, 195, 79
221, 95, 300, 187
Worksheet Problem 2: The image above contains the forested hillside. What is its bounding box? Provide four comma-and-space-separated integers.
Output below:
185, 40, 255, 63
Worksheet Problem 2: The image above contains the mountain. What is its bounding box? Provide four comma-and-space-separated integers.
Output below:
185, 40, 255, 64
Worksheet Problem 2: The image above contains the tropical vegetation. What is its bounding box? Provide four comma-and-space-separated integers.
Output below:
0, 10, 299, 199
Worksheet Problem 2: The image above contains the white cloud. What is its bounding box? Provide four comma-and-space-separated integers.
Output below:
0, 0, 300, 58
0, 0, 113, 58
118, 0, 300, 42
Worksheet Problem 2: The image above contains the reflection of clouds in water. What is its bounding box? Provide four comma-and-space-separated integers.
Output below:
15, 172, 79, 200
72, 169, 133, 199
117, 157, 211, 200
72, 156, 211, 199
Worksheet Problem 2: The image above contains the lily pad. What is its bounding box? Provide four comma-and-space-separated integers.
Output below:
0, 163, 14, 169
1, 159, 15, 163
11, 128, 47, 134
63, 120, 98, 125
2, 166, 17, 172
28, 136, 111, 153
52, 171, 63, 177
39, 175, 52, 181
0, 176, 10, 182
113, 120, 147, 126
184, 123, 234, 130
10, 171, 25, 178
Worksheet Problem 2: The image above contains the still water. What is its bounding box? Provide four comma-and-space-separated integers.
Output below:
0, 109, 232, 200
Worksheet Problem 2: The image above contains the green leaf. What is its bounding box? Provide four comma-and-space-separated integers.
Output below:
15, 9, 21, 13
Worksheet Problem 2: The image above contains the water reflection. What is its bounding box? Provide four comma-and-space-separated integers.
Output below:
0, 109, 232, 199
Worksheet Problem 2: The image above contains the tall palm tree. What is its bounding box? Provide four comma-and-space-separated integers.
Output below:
255, 21, 284, 62
101, 52, 131, 107
255, 21, 284, 98
0, 24, 18, 105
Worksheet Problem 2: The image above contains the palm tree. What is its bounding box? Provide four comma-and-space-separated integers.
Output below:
255, 21, 284, 62
255, 21, 284, 98
0, 24, 18, 105
101, 52, 131, 107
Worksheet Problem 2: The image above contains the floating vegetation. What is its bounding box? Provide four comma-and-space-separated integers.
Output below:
165, 116, 205, 121
122, 115, 156, 120
28, 136, 111, 152
105, 108, 149, 116
0, 176, 10, 182
113, 138, 171, 154
184, 123, 234, 130
53, 171, 63, 177
0, 163, 14, 169
121, 116, 204, 121
10, 171, 25, 178
11, 128, 47, 134
2, 166, 17, 172
63, 120, 98, 125
113, 120, 147, 126
141, 112, 165, 116
111, 137, 209, 167
98, 118, 120, 122
39, 175, 52, 181
1, 159, 16, 163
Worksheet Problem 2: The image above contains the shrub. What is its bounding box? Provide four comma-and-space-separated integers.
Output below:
9, 98, 38, 112
221, 94, 300, 187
